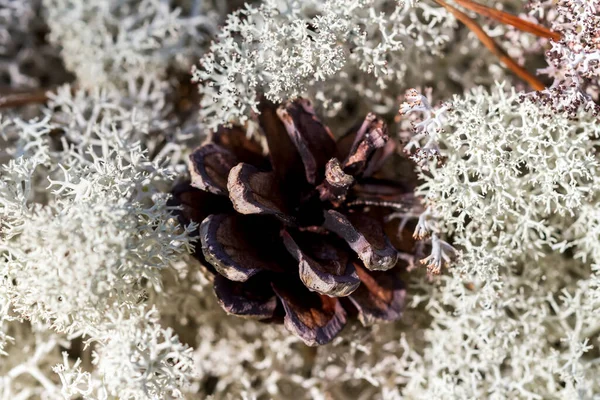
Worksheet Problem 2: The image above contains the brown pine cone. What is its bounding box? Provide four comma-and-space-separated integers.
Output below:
171, 98, 420, 346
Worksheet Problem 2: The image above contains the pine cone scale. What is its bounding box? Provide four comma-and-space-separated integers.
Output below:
272, 279, 347, 347
213, 126, 265, 167
226, 163, 291, 222
188, 143, 237, 195
323, 210, 399, 271
200, 214, 289, 282
258, 99, 306, 186
214, 274, 279, 320
276, 99, 337, 184
282, 230, 361, 297
348, 264, 407, 326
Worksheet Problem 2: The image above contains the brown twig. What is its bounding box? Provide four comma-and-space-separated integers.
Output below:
432, 0, 546, 91
453, 0, 561, 41
0, 87, 51, 109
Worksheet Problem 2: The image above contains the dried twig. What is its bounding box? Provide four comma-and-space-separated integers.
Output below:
431, 0, 547, 91
453, 0, 561, 41
0, 88, 51, 109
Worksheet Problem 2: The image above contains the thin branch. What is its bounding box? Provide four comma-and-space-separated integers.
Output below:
453, 0, 562, 41
432, 0, 546, 91
0, 88, 51, 109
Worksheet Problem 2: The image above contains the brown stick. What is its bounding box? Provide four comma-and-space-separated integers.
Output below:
453, 0, 561, 41
0, 88, 51, 109
432, 0, 546, 91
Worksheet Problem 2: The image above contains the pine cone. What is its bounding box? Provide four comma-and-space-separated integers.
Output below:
172, 99, 420, 346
